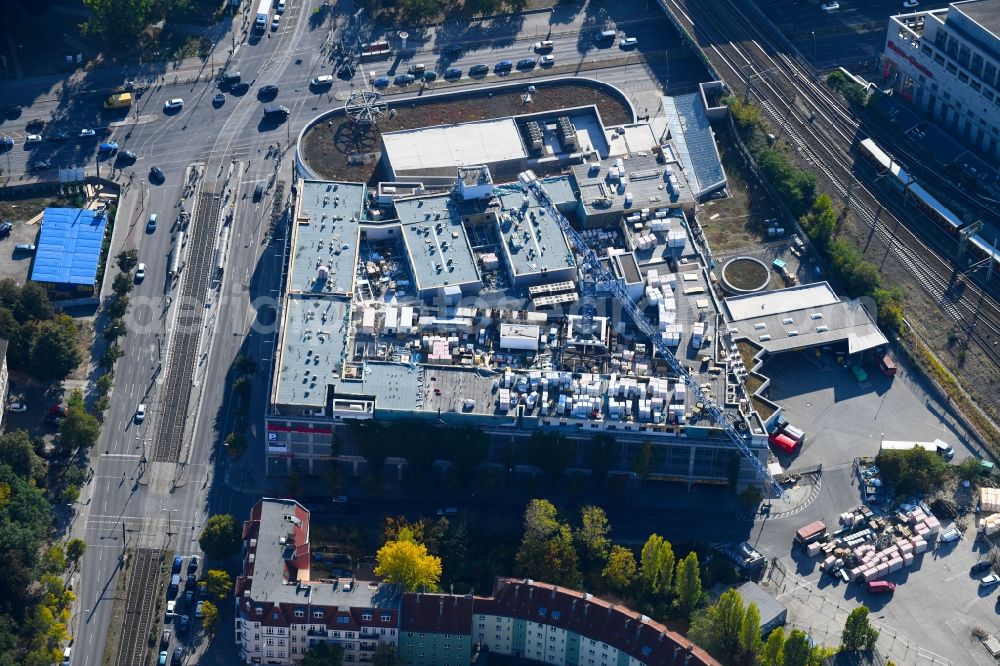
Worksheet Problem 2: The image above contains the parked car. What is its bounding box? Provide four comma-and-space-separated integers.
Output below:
517, 58, 536, 69
195, 601, 205, 618
258, 84, 279, 99
212, 93, 226, 106
49, 130, 71, 141
183, 588, 194, 606
177, 615, 190, 633
98, 141, 118, 155
188, 555, 199, 573
540, 55, 555, 66
25, 134, 42, 144
8, 402, 27, 413
423, 71, 437, 82
27, 160, 50, 171
0, 221, 11, 237
171, 646, 185, 666
444, 67, 462, 79
940, 527, 962, 542
903, 0, 919, 6
436, 507, 458, 516
373, 76, 390, 88
981, 573, 1000, 588
495, 60, 513, 72
866, 580, 896, 594
165, 600, 176, 617
220, 71, 241, 86
394, 74, 415, 85
972, 561, 993, 574
534, 40, 554, 52
0, 135, 13, 149
164, 98, 184, 111
332, 495, 348, 503
821, 1, 840, 10
619, 37, 638, 49
147, 213, 157, 232
276, 0, 286, 12
117, 149, 137, 164
158, 650, 168, 666
160, 628, 171, 649
469, 64, 489, 76
442, 44, 462, 56
172, 555, 184, 574
271, 15, 280, 30
14, 243, 36, 253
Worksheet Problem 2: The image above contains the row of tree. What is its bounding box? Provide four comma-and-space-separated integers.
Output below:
725, 96, 906, 332
361, 0, 528, 23
0, 279, 81, 381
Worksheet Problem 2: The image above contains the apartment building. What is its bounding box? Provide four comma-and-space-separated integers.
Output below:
234, 498, 401, 664
883, 0, 1000, 160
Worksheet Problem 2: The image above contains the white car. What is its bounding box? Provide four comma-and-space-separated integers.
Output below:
276, 0, 286, 12
135, 263, 146, 282
540, 55, 555, 66
980, 573, 1000, 588
939, 527, 961, 542
271, 15, 280, 30
135, 404, 146, 423
164, 98, 184, 111
821, 1, 840, 10
311, 75, 334, 87
7, 402, 27, 413
619, 37, 638, 48
166, 600, 176, 617
331, 496, 348, 503
25, 134, 42, 144
903, 0, 919, 7
534, 40, 554, 52
79, 128, 96, 137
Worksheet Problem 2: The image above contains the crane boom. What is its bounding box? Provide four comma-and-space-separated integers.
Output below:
513, 171, 788, 501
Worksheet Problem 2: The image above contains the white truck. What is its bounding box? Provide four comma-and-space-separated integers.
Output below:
254, 0, 270, 31
880, 438, 955, 461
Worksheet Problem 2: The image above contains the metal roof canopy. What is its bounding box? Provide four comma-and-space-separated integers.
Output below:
30, 208, 107, 286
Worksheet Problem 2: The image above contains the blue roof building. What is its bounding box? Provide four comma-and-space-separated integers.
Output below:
30, 208, 108, 296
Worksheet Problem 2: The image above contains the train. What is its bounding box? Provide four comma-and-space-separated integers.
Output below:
968, 233, 1000, 274
858, 138, 965, 238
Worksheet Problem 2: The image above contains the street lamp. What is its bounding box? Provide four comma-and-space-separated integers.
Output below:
163, 508, 179, 535
811, 31, 816, 59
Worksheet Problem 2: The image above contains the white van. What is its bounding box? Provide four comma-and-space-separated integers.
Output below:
62, 646, 71, 665
596, 29, 616, 43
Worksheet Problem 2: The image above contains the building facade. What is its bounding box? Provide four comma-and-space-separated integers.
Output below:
234, 499, 401, 664
0, 339, 8, 432
398, 579, 719, 666
883, 0, 1000, 160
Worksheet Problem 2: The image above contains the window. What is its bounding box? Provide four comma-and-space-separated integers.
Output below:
362, 613, 372, 621
313, 611, 324, 619
959, 44, 971, 67
972, 81, 981, 92
294, 609, 304, 618
947, 63, 957, 75
922, 45, 932, 56
934, 54, 945, 66
255, 607, 264, 616
551, 611, 561, 620
959, 71, 969, 83
538, 607, 548, 617
337, 616, 350, 625
984, 61, 997, 86
971, 52, 983, 77
381, 614, 391, 622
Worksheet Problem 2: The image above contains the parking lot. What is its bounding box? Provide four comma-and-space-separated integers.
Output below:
0, 219, 40, 283
750, 346, 993, 663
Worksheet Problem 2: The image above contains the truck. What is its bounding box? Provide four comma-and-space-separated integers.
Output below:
254, 0, 270, 31
103, 92, 132, 109
795, 520, 827, 545
880, 438, 954, 461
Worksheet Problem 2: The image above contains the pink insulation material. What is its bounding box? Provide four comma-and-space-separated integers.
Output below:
807, 542, 822, 557
914, 539, 928, 554
903, 553, 914, 566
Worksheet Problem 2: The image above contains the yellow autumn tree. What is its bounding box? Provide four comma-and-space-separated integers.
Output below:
374, 528, 442, 592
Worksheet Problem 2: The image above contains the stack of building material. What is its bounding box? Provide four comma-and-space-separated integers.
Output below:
978, 513, 1000, 535
981, 488, 1000, 512
666, 230, 686, 248
661, 324, 682, 346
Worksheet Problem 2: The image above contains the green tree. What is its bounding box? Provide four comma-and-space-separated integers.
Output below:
783, 629, 813, 666
759, 627, 785, 666
232, 354, 258, 377
112, 272, 133, 297
201, 600, 219, 634
739, 603, 763, 663
673, 552, 702, 616
0, 430, 45, 483
82, 0, 155, 48
372, 643, 404, 666
525, 431, 576, 481
876, 448, 951, 496
116, 249, 139, 273
395, 0, 443, 23
66, 539, 86, 565
688, 588, 745, 662
639, 534, 675, 596
60, 408, 100, 451
514, 499, 581, 588
633, 441, 654, 480
601, 545, 637, 593
41, 544, 66, 574
100, 343, 124, 369
13, 281, 55, 323
103, 317, 127, 342
841, 606, 879, 651
300, 642, 344, 666
575, 505, 611, 568
30, 315, 80, 380
374, 535, 442, 592
206, 569, 232, 600
61, 484, 80, 504
107, 294, 129, 319
198, 514, 242, 559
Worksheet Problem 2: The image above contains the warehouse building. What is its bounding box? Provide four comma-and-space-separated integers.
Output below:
883, 0, 1000, 160
30, 207, 108, 297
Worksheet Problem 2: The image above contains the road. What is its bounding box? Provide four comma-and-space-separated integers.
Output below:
0, 2, 687, 666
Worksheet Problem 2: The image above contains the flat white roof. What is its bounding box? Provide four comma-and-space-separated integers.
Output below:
382, 118, 526, 173
725, 282, 840, 321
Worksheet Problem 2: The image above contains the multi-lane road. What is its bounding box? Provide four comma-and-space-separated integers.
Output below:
0, 2, 696, 665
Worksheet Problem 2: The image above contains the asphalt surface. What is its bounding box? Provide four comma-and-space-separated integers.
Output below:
0, 3, 691, 666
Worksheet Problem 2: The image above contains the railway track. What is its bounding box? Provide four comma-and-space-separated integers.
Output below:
114, 548, 164, 666
152, 191, 223, 463
669, 0, 1000, 372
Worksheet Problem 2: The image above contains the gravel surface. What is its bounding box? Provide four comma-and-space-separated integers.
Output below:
301, 82, 632, 184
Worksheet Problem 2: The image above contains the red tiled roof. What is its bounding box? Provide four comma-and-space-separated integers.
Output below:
400, 593, 474, 634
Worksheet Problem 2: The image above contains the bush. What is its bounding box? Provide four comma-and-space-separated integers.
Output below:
875, 448, 951, 496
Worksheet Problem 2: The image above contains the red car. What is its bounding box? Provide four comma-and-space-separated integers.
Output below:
867, 580, 896, 594
49, 404, 67, 417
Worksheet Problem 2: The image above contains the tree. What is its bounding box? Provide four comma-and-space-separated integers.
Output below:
739, 603, 763, 663
112, 272, 133, 297
633, 441, 654, 480
100, 343, 124, 369
783, 629, 813, 666
760, 627, 785, 666
602, 545, 637, 593
673, 552, 702, 616
232, 354, 258, 377
66, 539, 86, 565
60, 409, 100, 451
575, 505, 611, 567
206, 569, 232, 600
15, 282, 55, 323
104, 317, 126, 342
107, 294, 129, 319
876, 448, 951, 496
374, 536, 442, 592
198, 514, 242, 559
525, 431, 576, 481
589, 434, 616, 480
841, 606, 879, 651
201, 600, 219, 634
639, 534, 675, 596
41, 544, 67, 574
688, 588, 745, 662
61, 484, 80, 504
514, 500, 581, 588
116, 249, 139, 273
29, 316, 80, 380
82, 0, 156, 48
372, 643, 404, 666
300, 642, 344, 666
0, 431, 45, 483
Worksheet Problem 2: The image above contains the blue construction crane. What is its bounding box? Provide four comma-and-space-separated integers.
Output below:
513, 171, 788, 501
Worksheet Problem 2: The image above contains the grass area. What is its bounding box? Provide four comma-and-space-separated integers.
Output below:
751, 395, 776, 421
0, 193, 80, 222
745, 373, 764, 396
134, 27, 211, 63
735, 340, 760, 372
